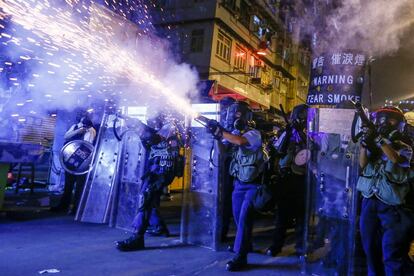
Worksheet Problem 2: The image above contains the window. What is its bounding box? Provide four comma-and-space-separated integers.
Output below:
190, 29, 204, 53
248, 56, 262, 78
216, 31, 231, 62
234, 46, 246, 71
239, 0, 250, 27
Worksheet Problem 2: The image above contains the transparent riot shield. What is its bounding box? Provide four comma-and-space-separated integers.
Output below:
180, 103, 230, 250
76, 113, 123, 223
77, 107, 148, 228
109, 130, 147, 231
302, 107, 362, 275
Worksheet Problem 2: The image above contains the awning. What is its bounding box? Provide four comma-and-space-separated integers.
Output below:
210, 84, 246, 101
195, 80, 269, 109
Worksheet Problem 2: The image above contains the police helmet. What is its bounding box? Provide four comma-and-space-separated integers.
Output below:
373, 106, 406, 133
225, 101, 254, 131
80, 116, 93, 128
290, 104, 309, 128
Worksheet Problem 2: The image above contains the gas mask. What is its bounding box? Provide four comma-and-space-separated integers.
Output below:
80, 116, 93, 128
290, 104, 309, 130
373, 107, 405, 138
224, 101, 253, 132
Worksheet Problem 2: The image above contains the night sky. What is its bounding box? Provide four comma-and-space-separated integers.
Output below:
371, 24, 414, 108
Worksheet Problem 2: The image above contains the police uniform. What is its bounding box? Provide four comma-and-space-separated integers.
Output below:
230, 129, 263, 257
199, 101, 265, 271
117, 122, 181, 251
358, 139, 412, 275
268, 128, 306, 256
55, 120, 96, 213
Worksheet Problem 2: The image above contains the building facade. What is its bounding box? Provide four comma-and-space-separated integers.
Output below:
150, 0, 311, 111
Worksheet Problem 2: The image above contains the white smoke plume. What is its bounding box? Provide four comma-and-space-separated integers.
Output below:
0, 0, 199, 123
298, 0, 414, 57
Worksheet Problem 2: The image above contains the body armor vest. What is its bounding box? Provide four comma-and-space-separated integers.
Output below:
230, 145, 268, 183
148, 136, 180, 174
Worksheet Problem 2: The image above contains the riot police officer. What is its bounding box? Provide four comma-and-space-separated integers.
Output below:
53, 114, 96, 214
116, 114, 182, 251
203, 101, 267, 271
358, 106, 413, 275
266, 104, 308, 257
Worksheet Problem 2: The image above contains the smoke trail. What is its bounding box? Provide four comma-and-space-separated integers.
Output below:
0, 0, 199, 121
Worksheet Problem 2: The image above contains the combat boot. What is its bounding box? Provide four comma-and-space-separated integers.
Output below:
225, 254, 247, 271
116, 234, 144, 251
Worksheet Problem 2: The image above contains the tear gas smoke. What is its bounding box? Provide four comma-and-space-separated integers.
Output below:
0, 0, 199, 122
297, 0, 414, 57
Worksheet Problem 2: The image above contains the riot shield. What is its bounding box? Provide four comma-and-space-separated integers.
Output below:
180, 103, 230, 250
302, 107, 362, 275
76, 109, 148, 227
75, 113, 123, 223
109, 130, 147, 231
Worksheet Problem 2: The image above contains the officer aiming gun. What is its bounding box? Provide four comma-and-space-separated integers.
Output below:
195, 102, 267, 272
282, 105, 307, 142
353, 104, 413, 275
350, 101, 408, 157
351, 101, 378, 152
276, 104, 308, 156
265, 104, 308, 258
194, 114, 224, 139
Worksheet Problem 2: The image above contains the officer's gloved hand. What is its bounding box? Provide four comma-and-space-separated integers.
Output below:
206, 119, 223, 140
361, 126, 378, 149
377, 123, 394, 138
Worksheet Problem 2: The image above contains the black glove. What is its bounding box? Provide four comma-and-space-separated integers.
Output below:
206, 119, 223, 140
360, 126, 378, 149
377, 124, 394, 138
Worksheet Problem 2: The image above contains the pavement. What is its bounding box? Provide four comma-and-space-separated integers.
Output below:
0, 195, 303, 276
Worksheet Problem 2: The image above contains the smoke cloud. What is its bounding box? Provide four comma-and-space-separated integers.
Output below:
297, 0, 414, 57
0, 0, 199, 126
